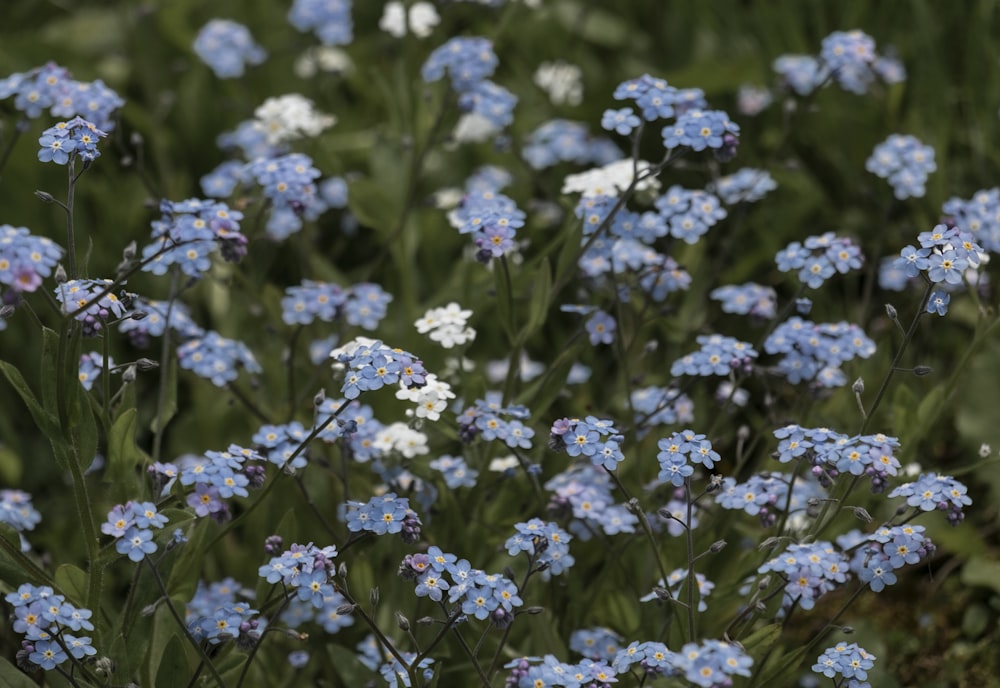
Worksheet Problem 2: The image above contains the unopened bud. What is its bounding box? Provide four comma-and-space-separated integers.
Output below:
523, 607, 545, 615
130, 310, 149, 321
913, 365, 933, 376
841, 625, 855, 634
335, 603, 355, 616
313, 389, 326, 406
338, 562, 347, 578
852, 378, 864, 395
35, 190, 56, 203
369, 587, 380, 607
417, 616, 435, 625
136, 358, 159, 371
757, 575, 771, 591
122, 365, 137, 384
0, 305, 15, 319
395, 612, 410, 632
122, 241, 137, 260
55, 264, 67, 284
851, 507, 872, 523
885, 303, 898, 321
626, 497, 642, 515
709, 540, 727, 554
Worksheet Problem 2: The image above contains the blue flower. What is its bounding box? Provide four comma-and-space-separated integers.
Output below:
601, 107, 641, 135
193, 19, 267, 78
866, 134, 937, 200
709, 167, 777, 204
662, 109, 740, 153
926, 289, 950, 316
421, 37, 498, 91
116, 526, 157, 562
288, 0, 353, 45
177, 331, 261, 387
585, 309, 616, 345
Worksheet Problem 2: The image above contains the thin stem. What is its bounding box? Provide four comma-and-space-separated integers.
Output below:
235, 592, 294, 688
144, 556, 227, 688
65, 157, 78, 279
151, 269, 180, 465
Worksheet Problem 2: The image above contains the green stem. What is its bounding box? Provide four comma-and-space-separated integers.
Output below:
144, 557, 227, 688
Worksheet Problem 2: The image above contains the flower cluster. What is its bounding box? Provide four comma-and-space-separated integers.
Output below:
0, 62, 123, 128
813, 642, 876, 687
708, 167, 777, 204
117, 297, 203, 347
0, 489, 41, 551
852, 524, 935, 592
379, 1, 439, 39
165, 445, 267, 519
429, 455, 478, 489
670, 335, 758, 378
546, 463, 639, 538
414, 302, 476, 348
759, 541, 851, 610
662, 109, 740, 159
521, 119, 621, 170
448, 175, 525, 262
656, 429, 721, 485
942, 187, 1000, 252
716, 472, 826, 528
548, 416, 625, 470
243, 153, 323, 239
7, 583, 96, 671
505, 519, 575, 579
396, 373, 456, 422
102, 501, 170, 562
894, 224, 983, 311
534, 60, 584, 106
281, 280, 391, 330
344, 493, 422, 542
612, 73, 707, 122
253, 94, 335, 145
177, 330, 262, 387
774, 29, 905, 96
889, 472, 972, 525
55, 279, 131, 336
775, 232, 864, 289
654, 185, 727, 244
333, 339, 427, 400
77, 351, 112, 391
258, 541, 340, 612
457, 393, 534, 448
186, 578, 261, 646
764, 318, 876, 387
710, 282, 777, 319
0, 224, 62, 295
288, 0, 353, 45
866, 134, 936, 199
193, 19, 267, 78
773, 425, 902, 491
141, 198, 248, 278
37, 117, 107, 165
506, 654, 619, 686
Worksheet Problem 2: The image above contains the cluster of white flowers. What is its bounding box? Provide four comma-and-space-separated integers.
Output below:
414, 303, 476, 348
294, 46, 353, 79
374, 422, 429, 459
396, 373, 455, 421
533, 61, 584, 106
452, 113, 500, 144
253, 94, 336, 145
562, 159, 661, 198
379, 1, 440, 39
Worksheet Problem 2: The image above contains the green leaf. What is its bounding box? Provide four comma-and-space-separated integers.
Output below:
40, 326, 61, 417
67, 377, 99, 472
741, 622, 783, 654
0, 656, 37, 688
154, 634, 191, 688
756, 645, 809, 687
107, 408, 149, 502
348, 177, 402, 236
517, 341, 582, 418
494, 264, 515, 342
54, 564, 88, 607
0, 523, 54, 588
518, 257, 552, 346
961, 555, 1000, 595
0, 360, 60, 440
150, 354, 177, 434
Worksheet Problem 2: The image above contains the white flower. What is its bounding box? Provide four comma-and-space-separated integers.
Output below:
397, 374, 455, 422
330, 336, 379, 371
979, 443, 992, 458
294, 46, 353, 78
562, 159, 661, 198
253, 94, 336, 145
452, 113, 501, 143
489, 455, 519, 472
415, 303, 476, 349
533, 61, 584, 106
379, 1, 440, 39
374, 422, 428, 459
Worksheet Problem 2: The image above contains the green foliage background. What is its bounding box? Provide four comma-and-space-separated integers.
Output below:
1, 1, 1000, 686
